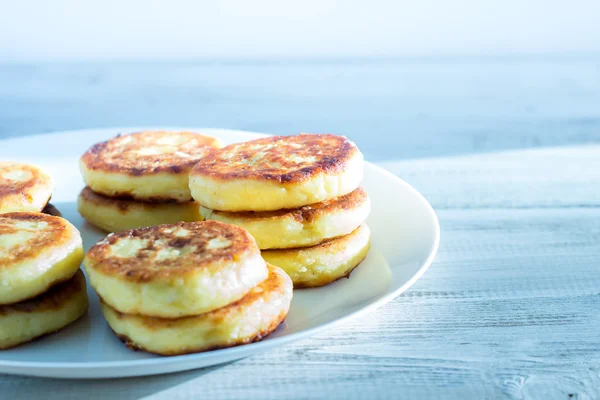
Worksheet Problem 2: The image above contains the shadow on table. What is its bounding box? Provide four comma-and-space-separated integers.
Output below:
6, 361, 236, 400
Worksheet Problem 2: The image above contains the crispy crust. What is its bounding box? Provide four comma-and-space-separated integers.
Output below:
0, 270, 85, 316
0, 163, 40, 200
190, 134, 360, 183
0, 162, 53, 212
277, 226, 358, 252
78, 187, 203, 233
262, 224, 371, 288
80, 131, 222, 176
127, 264, 288, 330
3, 273, 74, 305
293, 252, 367, 289
103, 264, 290, 356
85, 220, 260, 282
209, 187, 368, 223
0, 213, 71, 269
0, 325, 72, 350
112, 312, 286, 356
86, 193, 185, 204
79, 187, 192, 210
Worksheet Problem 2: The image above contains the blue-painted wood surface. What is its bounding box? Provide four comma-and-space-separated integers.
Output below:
1, 56, 600, 160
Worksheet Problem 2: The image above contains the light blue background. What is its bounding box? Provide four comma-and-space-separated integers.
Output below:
1, 0, 599, 60
1, 2, 600, 161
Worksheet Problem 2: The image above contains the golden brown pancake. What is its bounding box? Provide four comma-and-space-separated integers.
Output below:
80, 131, 223, 202
77, 187, 202, 233
262, 224, 371, 288
0, 162, 54, 214
201, 187, 370, 249
84, 220, 268, 318
0, 270, 88, 349
0, 212, 84, 305
100, 264, 292, 356
189, 134, 364, 211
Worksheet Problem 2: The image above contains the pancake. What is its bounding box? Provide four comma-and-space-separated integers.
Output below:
0, 213, 84, 305
0, 162, 54, 214
0, 270, 88, 349
78, 187, 202, 233
262, 224, 371, 288
189, 134, 364, 211
100, 264, 292, 356
84, 220, 268, 318
80, 131, 223, 202
201, 187, 370, 249
42, 203, 62, 217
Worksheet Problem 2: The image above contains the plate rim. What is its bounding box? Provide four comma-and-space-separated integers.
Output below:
0, 127, 440, 374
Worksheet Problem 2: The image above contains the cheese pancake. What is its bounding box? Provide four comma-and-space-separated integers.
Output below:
78, 187, 202, 233
201, 187, 370, 250
80, 131, 223, 202
0, 213, 84, 305
101, 264, 292, 356
189, 134, 364, 211
262, 224, 371, 288
0, 162, 54, 214
0, 270, 88, 349
84, 220, 268, 318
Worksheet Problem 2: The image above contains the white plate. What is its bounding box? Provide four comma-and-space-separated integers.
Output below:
0, 127, 439, 379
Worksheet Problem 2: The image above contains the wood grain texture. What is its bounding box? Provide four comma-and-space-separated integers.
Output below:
2, 146, 599, 399
1, 56, 600, 161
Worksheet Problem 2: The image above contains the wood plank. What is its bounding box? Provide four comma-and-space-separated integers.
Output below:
381, 146, 600, 209
1, 56, 600, 161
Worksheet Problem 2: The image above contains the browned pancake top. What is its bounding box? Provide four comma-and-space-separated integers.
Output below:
0, 213, 72, 269
191, 134, 360, 183
0, 270, 85, 316
0, 162, 53, 209
211, 187, 368, 223
85, 220, 259, 282
80, 131, 222, 175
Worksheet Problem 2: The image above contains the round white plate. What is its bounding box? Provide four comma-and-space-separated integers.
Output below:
0, 127, 439, 379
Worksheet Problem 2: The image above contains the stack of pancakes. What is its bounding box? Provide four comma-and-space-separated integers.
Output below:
0, 213, 88, 349
78, 131, 223, 232
0, 163, 87, 349
84, 220, 293, 355
191, 134, 371, 288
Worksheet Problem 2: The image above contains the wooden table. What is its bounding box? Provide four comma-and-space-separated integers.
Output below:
1, 58, 600, 398
0, 146, 598, 399
1, 56, 600, 161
